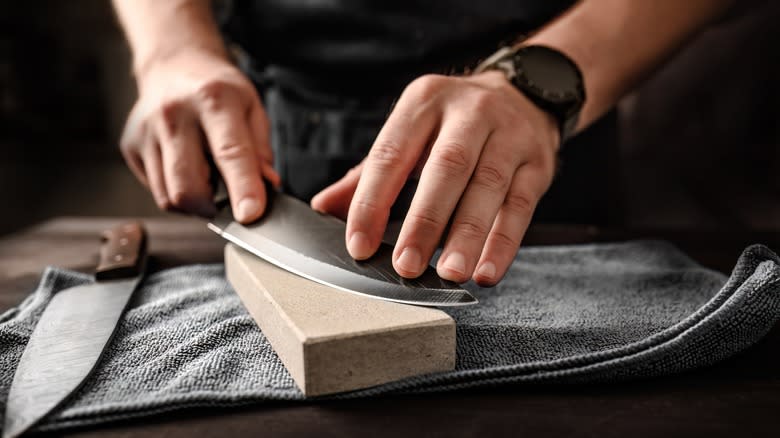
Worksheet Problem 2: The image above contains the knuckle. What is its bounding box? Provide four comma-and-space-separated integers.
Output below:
522, 144, 557, 186
432, 141, 471, 175
119, 120, 145, 153
492, 229, 520, 251
452, 214, 490, 240
504, 191, 536, 216
212, 141, 250, 162
196, 79, 233, 111
405, 74, 447, 101
472, 162, 510, 191
159, 99, 183, 121
154, 101, 183, 136
470, 90, 496, 113
351, 197, 382, 217
406, 205, 444, 231
368, 139, 404, 170
537, 147, 558, 178
119, 135, 135, 154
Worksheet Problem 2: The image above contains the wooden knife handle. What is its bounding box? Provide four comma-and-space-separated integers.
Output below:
95, 221, 147, 281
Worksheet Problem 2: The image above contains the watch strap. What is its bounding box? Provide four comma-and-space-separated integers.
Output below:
474, 45, 585, 142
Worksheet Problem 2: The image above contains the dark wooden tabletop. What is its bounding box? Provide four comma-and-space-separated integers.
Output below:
2, 217, 779, 437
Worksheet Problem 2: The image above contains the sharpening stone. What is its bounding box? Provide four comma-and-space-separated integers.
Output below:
224, 243, 456, 396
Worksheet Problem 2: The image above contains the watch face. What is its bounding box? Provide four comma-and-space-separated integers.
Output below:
514, 46, 582, 103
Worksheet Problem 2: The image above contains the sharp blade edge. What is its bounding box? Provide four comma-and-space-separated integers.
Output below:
209, 221, 477, 306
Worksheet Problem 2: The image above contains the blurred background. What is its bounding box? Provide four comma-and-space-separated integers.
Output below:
1, 0, 157, 236
0, 1, 778, 237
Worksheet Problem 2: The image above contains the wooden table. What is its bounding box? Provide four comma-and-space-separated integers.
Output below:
2, 217, 779, 437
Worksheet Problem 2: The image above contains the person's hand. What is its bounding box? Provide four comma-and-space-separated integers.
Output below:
311, 71, 559, 286
120, 48, 279, 223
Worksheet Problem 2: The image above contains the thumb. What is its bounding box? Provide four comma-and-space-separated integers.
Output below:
310, 163, 363, 220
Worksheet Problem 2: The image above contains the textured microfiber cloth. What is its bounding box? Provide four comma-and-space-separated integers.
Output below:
1, 241, 779, 433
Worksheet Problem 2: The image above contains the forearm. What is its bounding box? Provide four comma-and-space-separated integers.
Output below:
524, 0, 735, 130
112, 0, 228, 78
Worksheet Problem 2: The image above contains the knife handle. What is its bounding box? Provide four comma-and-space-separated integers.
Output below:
95, 221, 147, 281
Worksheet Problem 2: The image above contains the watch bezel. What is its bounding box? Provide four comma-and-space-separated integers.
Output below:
511, 45, 585, 107
473, 44, 586, 142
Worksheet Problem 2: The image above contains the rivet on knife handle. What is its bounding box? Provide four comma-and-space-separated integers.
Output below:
95, 221, 147, 280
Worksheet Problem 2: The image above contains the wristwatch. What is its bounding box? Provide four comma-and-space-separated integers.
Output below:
474, 45, 586, 142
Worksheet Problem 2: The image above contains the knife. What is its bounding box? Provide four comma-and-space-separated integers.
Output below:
208, 188, 477, 307
3, 222, 147, 438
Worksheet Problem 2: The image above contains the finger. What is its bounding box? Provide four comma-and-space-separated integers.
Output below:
120, 106, 150, 187
155, 106, 216, 217
345, 96, 438, 260
198, 85, 266, 223
248, 99, 273, 165
141, 139, 170, 210
473, 166, 544, 286
311, 163, 363, 220
247, 98, 280, 185
392, 116, 490, 278
436, 131, 519, 282
261, 161, 281, 188
123, 147, 149, 188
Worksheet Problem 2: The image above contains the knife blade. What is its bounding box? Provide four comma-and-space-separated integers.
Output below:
208, 190, 477, 307
3, 222, 147, 438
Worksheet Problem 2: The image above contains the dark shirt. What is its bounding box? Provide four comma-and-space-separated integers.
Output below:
222, 0, 575, 92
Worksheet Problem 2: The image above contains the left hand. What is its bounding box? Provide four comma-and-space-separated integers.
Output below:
311, 71, 560, 286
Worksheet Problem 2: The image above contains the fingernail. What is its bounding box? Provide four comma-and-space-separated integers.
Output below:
442, 252, 466, 276
396, 247, 422, 275
237, 198, 261, 222
476, 261, 496, 280
348, 231, 372, 259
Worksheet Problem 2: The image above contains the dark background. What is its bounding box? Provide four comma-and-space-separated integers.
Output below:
1, 0, 778, 237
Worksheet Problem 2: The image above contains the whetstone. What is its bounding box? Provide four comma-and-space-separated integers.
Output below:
224, 243, 456, 396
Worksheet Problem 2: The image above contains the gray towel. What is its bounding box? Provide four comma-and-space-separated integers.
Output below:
1, 241, 779, 433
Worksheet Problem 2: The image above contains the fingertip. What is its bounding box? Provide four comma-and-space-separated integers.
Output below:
312, 182, 354, 219
436, 251, 470, 283
310, 192, 326, 213
437, 268, 467, 284
310, 185, 339, 214
393, 246, 424, 278
473, 261, 498, 286
347, 231, 374, 260
235, 197, 264, 223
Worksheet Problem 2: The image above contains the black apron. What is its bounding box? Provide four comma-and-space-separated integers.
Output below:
221, 0, 619, 225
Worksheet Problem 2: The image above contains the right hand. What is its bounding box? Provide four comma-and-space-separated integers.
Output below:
120, 48, 279, 223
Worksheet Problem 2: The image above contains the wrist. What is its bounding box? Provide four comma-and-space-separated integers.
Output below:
133, 41, 228, 81
474, 45, 585, 143
115, 0, 229, 82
